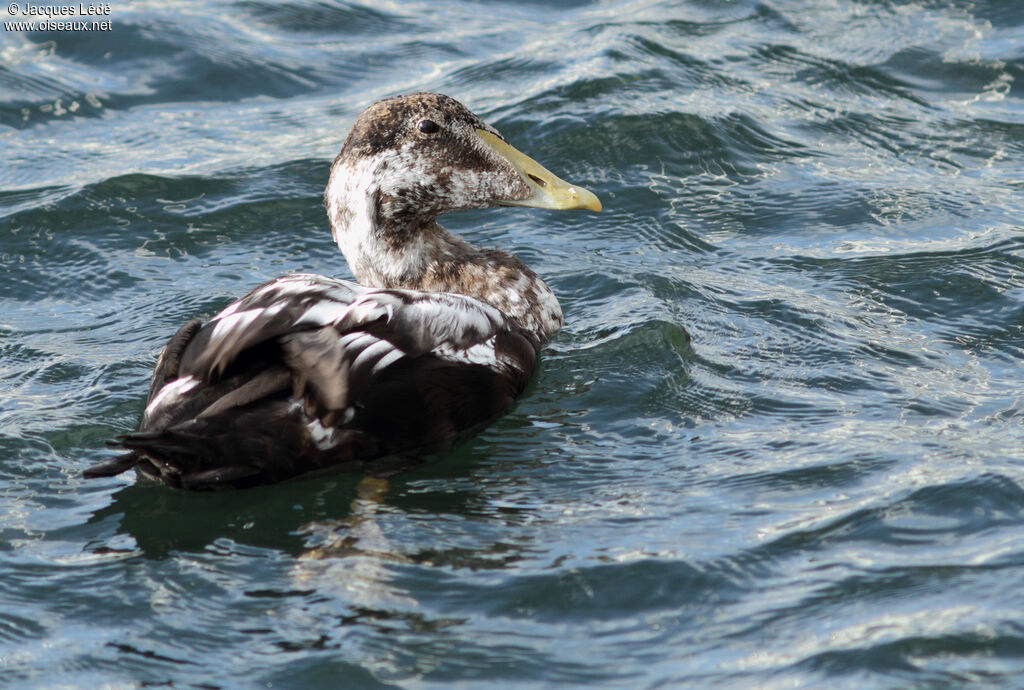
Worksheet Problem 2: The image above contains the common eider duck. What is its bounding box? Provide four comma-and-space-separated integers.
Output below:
84, 93, 601, 490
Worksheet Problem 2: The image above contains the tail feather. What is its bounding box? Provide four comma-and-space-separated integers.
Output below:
116, 427, 280, 490
82, 452, 142, 479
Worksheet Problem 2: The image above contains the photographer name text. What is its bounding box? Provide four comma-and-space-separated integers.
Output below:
8, 3, 111, 16
5, 3, 112, 31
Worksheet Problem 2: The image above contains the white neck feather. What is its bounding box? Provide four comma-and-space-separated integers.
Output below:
325, 156, 563, 341
326, 157, 433, 287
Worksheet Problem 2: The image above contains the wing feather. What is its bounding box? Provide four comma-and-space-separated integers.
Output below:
179, 275, 518, 386
115, 273, 540, 488
279, 327, 351, 415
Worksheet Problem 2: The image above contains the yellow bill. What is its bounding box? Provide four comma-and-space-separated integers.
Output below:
476, 129, 602, 212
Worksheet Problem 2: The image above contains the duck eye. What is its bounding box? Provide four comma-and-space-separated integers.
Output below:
417, 119, 440, 134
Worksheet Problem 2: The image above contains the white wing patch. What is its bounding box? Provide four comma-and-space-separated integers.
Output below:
145, 375, 200, 419
351, 337, 402, 374
405, 294, 501, 340
347, 295, 395, 325
254, 275, 327, 300
210, 309, 263, 342
339, 331, 378, 351
287, 399, 352, 450
292, 300, 354, 328
292, 293, 394, 329
371, 347, 405, 374
435, 336, 498, 367
215, 299, 244, 320
306, 416, 341, 450
209, 303, 285, 342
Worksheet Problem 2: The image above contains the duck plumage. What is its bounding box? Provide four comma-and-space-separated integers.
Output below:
85, 93, 600, 490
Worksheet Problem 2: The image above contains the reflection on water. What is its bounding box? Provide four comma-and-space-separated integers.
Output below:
294, 477, 417, 611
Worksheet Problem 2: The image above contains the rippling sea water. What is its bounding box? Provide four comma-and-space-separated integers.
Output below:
2, 0, 1024, 687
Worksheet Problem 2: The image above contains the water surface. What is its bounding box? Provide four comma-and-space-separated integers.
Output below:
2, 0, 1024, 687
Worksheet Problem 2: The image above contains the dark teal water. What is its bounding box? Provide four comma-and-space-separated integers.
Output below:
3, 0, 1024, 687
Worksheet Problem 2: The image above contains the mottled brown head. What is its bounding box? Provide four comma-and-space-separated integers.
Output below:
329, 92, 600, 227
324, 92, 599, 304
341, 93, 490, 161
